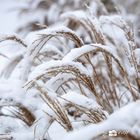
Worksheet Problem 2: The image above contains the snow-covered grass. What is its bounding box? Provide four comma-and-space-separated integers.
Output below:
0, 0, 140, 140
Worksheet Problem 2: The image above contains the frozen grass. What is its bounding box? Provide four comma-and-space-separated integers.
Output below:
0, 0, 140, 140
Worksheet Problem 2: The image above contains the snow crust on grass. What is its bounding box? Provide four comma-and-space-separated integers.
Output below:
28, 60, 90, 81
63, 43, 119, 62
0, 1, 140, 140
60, 91, 99, 108
62, 100, 140, 140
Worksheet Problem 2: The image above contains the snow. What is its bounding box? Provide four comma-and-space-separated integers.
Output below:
63, 44, 119, 62
61, 10, 87, 20
0, 0, 18, 34
62, 100, 140, 140
25, 25, 83, 60
27, 60, 90, 82
60, 91, 101, 110
0, 0, 140, 140
135, 48, 140, 64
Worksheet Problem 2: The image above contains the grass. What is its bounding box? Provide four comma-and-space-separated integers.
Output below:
0, 0, 140, 139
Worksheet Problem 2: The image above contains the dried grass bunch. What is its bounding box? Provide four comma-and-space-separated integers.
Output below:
0, 0, 140, 139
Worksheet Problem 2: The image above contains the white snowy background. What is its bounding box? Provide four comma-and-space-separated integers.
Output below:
0, 0, 18, 33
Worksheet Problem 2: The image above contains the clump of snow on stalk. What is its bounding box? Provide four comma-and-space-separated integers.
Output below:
62, 100, 140, 140
63, 44, 119, 62
27, 60, 90, 81
26, 25, 83, 60
60, 91, 101, 109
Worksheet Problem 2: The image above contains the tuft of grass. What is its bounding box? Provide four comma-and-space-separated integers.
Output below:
0, 102, 35, 126
0, 0, 140, 139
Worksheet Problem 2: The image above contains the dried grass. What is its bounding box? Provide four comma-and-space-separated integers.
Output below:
0, 0, 140, 139
0, 102, 35, 126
